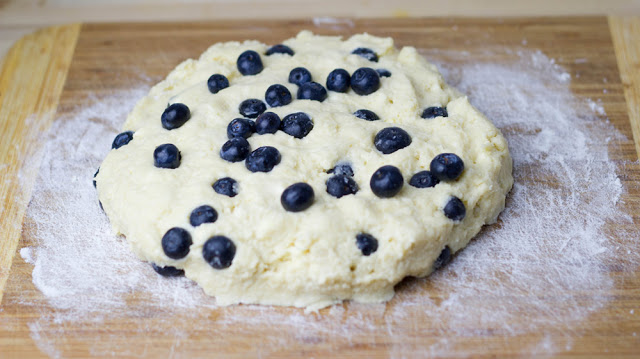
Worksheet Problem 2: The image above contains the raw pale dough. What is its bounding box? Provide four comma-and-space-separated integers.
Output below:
96, 31, 513, 310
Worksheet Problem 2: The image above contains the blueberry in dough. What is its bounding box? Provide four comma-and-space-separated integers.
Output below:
374, 127, 412, 154
326, 68, 350, 93
282, 112, 313, 139
189, 205, 218, 227
433, 246, 452, 270
421, 106, 448, 119
203, 236, 236, 269
112, 131, 134, 149
443, 197, 466, 221
237, 50, 263, 76
351, 47, 378, 62
220, 137, 251, 163
255, 112, 281, 134
154, 144, 181, 169
265, 84, 292, 107
151, 263, 185, 277
245, 146, 281, 172
327, 164, 354, 177
356, 233, 378, 256
326, 175, 359, 198
281, 182, 315, 212
430, 153, 464, 181
239, 99, 267, 118
207, 74, 229, 94
353, 109, 379, 121
227, 118, 256, 139
161, 227, 192, 259
266, 44, 294, 56
161, 103, 191, 130
409, 171, 439, 188
370, 165, 404, 198
376, 69, 392, 77
351, 67, 380, 96
297, 82, 327, 102
213, 177, 238, 197
288, 67, 312, 86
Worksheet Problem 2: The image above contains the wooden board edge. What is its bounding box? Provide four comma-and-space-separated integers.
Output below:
609, 16, 640, 160
0, 23, 81, 302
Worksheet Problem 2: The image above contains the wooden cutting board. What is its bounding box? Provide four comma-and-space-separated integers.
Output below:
1, 17, 640, 358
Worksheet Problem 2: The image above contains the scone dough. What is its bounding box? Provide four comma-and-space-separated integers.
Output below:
96, 31, 513, 310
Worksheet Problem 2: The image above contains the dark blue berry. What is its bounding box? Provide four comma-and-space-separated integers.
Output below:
237, 50, 263, 76
151, 263, 185, 277
207, 74, 229, 94
370, 165, 403, 198
203, 236, 236, 269
239, 99, 266, 118
189, 205, 218, 227
351, 67, 380, 96
281, 182, 315, 212
374, 127, 412, 154
154, 144, 181, 169
326, 68, 350, 93
282, 112, 313, 139
245, 146, 281, 172
161, 227, 192, 259
288, 67, 312, 86
422, 106, 448, 119
430, 153, 464, 181
352, 48, 378, 62
353, 109, 379, 121
327, 163, 354, 177
376, 69, 392, 77
220, 137, 251, 162
255, 112, 281, 134
444, 197, 466, 221
93, 167, 99, 188
409, 171, 439, 188
112, 131, 134, 149
161, 103, 191, 130
297, 82, 327, 102
265, 84, 292, 107
227, 118, 255, 139
213, 177, 238, 197
326, 175, 358, 198
356, 233, 378, 256
266, 44, 294, 56
433, 246, 452, 270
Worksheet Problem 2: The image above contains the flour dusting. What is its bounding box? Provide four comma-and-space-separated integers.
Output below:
7, 49, 639, 358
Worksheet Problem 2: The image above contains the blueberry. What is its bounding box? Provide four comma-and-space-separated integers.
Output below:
351, 48, 378, 62
430, 153, 464, 181
266, 44, 294, 56
326, 175, 359, 198
353, 109, 379, 121
203, 236, 236, 269
161, 227, 192, 259
288, 67, 312, 86
374, 127, 412, 154
327, 164, 354, 177
220, 137, 251, 162
297, 82, 327, 102
281, 182, 315, 212
265, 84, 292, 107
213, 177, 238, 197
207, 74, 229, 94
326, 68, 350, 93
151, 263, 185, 277
255, 112, 281, 134
227, 118, 255, 139
112, 131, 134, 149
351, 67, 380, 96
282, 112, 313, 139
444, 197, 466, 221
370, 165, 403, 198
154, 144, 181, 169
245, 146, 281, 172
356, 233, 378, 256
376, 69, 392, 77
161, 103, 191, 130
433, 246, 452, 270
421, 106, 448, 119
239, 99, 266, 118
189, 205, 218, 227
236, 50, 263, 76
93, 167, 99, 188
409, 171, 439, 188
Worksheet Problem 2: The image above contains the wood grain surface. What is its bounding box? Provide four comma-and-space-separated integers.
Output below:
1, 17, 640, 358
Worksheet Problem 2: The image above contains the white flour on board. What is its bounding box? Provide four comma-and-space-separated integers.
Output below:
6, 49, 639, 358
